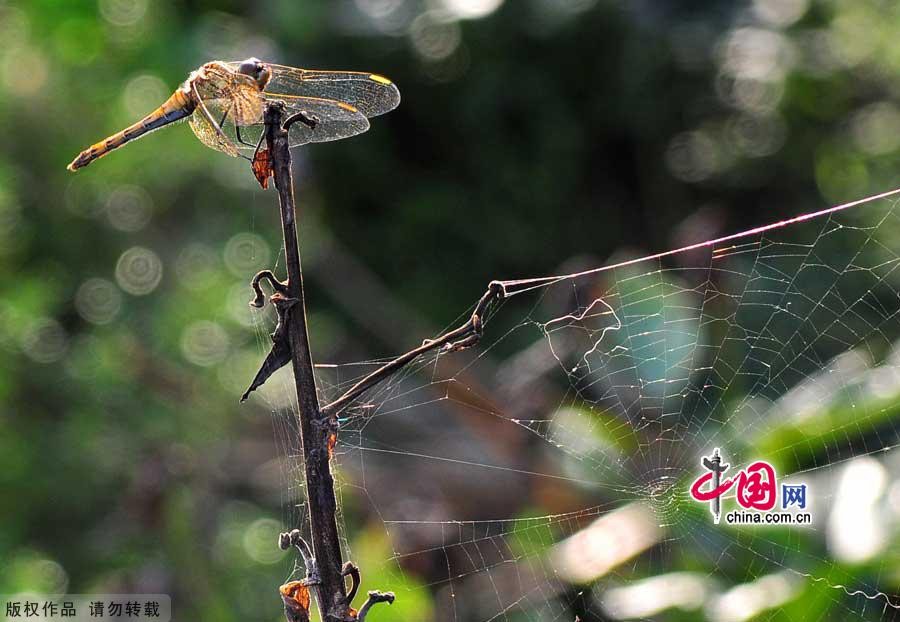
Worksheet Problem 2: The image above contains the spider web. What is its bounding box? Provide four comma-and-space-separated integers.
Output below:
257, 187, 900, 622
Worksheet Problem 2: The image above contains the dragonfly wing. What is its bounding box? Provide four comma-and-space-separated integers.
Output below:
279, 96, 371, 147
189, 95, 240, 157
251, 64, 401, 118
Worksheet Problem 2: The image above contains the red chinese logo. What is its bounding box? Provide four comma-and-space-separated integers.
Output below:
690, 459, 776, 511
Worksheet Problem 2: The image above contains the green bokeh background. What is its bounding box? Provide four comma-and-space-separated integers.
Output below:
1, 1, 899, 621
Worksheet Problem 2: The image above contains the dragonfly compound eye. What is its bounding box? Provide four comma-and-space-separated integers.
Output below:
238, 57, 263, 77
237, 57, 270, 88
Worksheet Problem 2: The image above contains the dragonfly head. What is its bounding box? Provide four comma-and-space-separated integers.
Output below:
237, 57, 271, 90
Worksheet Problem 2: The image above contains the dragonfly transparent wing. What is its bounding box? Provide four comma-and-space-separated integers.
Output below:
204, 95, 371, 152
226, 63, 401, 118
189, 97, 240, 157
280, 96, 371, 147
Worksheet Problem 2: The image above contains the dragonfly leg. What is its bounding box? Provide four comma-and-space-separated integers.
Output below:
218, 105, 257, 159
251, 129, 266, 162
234, 124, 259, 149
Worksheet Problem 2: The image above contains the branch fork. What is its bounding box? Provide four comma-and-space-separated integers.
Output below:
242, 276, 504, 407
279, 531, 392, 622
320, 280, 504, 417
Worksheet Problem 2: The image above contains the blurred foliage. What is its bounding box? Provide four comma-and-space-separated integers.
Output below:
2, 0, 900, 621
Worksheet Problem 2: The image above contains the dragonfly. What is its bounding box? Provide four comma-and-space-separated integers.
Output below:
67, 58, 400, 171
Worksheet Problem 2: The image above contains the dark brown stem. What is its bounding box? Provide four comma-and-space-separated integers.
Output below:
341, 562, 360, 605
266, 101, 348, 621
321, 280, 504, 417
249, 269, 288, 308
357, 591, 395, 621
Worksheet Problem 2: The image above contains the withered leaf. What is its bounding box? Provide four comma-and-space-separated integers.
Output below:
280, 581, 311, 622
327, 432, 337, 459
241, 294, 297, 402
252, 148, 273, 189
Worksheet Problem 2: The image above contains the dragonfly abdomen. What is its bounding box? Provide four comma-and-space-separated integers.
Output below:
67, 88, 196, 171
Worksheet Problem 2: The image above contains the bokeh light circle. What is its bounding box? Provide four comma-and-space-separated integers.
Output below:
65, 177, 109, 219
75, 278, 123, 325
409, 12, 462, 61
181, 320, 229, 367
115, 246, 163, 296
106, 185, 153, 232
99, 0, 149, 27
224, 233, 270, 277
851, 102, 900, 156
728, 113, 786, 157
176, 242, 219, 290
355, 0, 404, 20
666, 131, 720, 182
1, 46, 48, 97
442, 0, 504, 20
21, 318, 68, 364
242, 518, 287, 564
227, 282, 266, 327
122, 74, 168, 119
752, 0, 808, 28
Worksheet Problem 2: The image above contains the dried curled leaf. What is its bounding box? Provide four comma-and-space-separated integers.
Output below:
280, 581, 311, 622
241, 294, 297, 402
252, 147, 273, 189
327, 432, 337, 459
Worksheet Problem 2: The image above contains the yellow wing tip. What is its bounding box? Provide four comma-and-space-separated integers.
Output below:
369, 74, 392, 85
